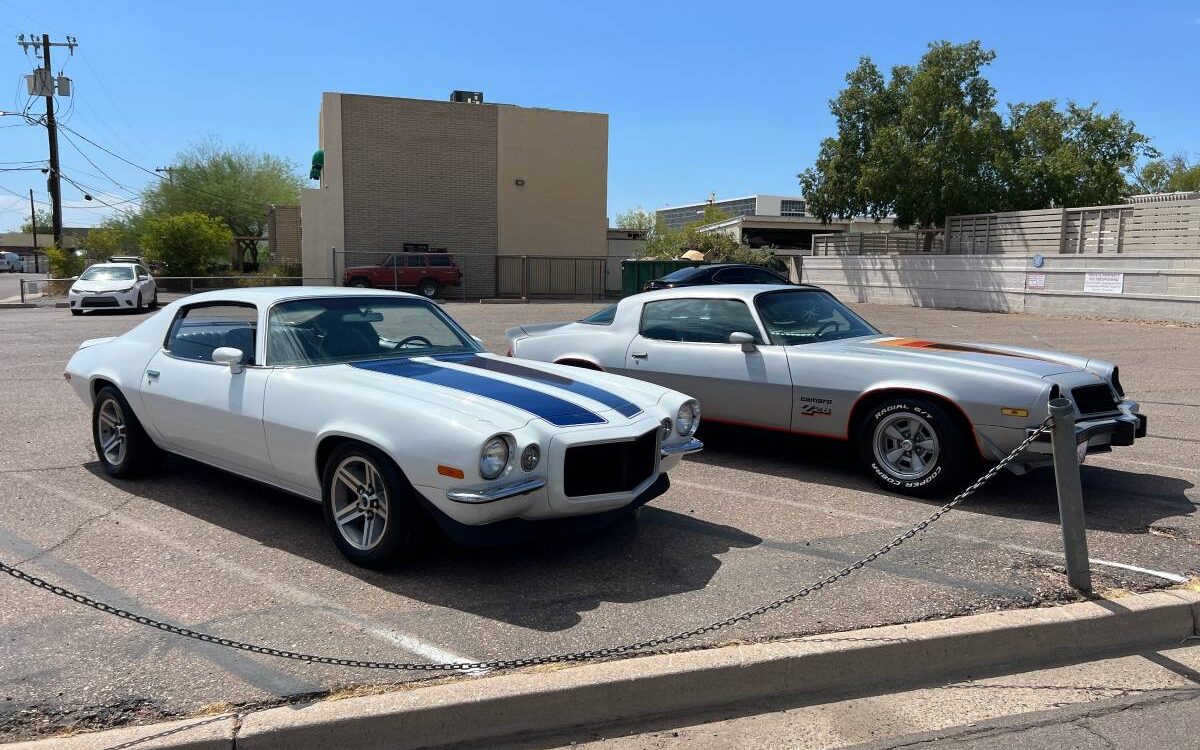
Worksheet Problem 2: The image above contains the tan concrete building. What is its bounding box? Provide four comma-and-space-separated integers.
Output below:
301, 92, 609, 296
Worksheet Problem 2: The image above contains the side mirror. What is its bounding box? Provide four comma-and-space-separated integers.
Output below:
212, 347, 246, 374
729, 331, 757, 353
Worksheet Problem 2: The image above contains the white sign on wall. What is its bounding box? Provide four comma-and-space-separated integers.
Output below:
1026, 272, 1046, 290
1083, 272, 1124, 294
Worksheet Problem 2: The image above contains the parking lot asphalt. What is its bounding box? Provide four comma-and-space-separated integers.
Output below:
1, 297, 1197, 741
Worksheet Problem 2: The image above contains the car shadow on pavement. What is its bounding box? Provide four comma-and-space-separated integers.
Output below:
692, 423, 1196, 535
90, 458, 763, 633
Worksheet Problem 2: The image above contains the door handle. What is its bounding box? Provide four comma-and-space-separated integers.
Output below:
146, 369, 160, 379
630, 352, 648, 359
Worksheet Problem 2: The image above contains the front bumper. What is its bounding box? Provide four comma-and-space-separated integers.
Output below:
69, 288, 138, 310
1020, 401, 1146, 464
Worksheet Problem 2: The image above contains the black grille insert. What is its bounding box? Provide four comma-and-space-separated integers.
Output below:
1072, 384, 1118, 415
564, 429, 658, 497
80, 296, 119, 308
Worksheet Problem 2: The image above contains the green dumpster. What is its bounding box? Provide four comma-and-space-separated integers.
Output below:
620, 259, 707, 297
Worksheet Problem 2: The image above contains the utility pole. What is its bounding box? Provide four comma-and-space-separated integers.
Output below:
16, 33, 77, 250
155, 166, 175, 182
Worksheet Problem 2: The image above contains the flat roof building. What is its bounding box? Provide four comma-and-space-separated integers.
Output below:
301, 92, 609, 296
656, 194, 806, 232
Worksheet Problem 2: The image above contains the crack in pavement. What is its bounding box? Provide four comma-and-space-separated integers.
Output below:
14, 494, 138, 567
869, 689, 1200, 749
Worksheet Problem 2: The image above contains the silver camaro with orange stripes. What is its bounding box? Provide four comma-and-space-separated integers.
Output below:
506, 285, 1147, 496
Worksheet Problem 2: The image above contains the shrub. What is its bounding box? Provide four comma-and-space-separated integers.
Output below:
140, 212, 234, 277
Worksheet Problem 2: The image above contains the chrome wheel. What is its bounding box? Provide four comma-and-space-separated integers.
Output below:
97, 398, 128, 466
330, 455, 390, 551
873, 412, 939, 480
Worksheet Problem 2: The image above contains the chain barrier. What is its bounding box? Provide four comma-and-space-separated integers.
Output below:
0, 420, 1052, 672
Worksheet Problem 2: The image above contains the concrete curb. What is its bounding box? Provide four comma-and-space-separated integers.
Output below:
0, 302, 35, 309
8, 590, 1198, 750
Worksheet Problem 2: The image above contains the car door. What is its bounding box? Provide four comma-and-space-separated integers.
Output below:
623, 297, 792, 429
138, 301, 275, 479
135, 265, 155, 300
403, 254, 427, 288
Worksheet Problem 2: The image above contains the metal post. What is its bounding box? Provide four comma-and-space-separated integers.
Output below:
1048, 398, 1092, 593
20, 279, 26, 305
521, 255, 529, 302
329, 247, 336, 286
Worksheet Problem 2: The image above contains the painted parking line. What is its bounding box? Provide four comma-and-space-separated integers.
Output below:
6, 470, 481, 667
675, 479, 1190, 585
1090, 559, 1189, 583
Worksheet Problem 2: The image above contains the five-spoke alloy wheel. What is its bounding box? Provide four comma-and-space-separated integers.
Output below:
321, 442, 423, 566
92, 386, 164, 478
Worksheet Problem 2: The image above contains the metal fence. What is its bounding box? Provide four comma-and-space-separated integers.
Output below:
329, 250, 612, 300
18, 276, 334, 305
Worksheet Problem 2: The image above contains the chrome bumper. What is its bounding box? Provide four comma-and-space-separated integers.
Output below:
446, 477, 546, 504
661, 437, 703, 457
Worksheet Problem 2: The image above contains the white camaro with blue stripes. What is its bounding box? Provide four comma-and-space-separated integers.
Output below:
64, 287, 702, 566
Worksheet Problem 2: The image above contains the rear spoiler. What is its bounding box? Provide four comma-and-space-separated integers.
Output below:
505, 322, 568, 341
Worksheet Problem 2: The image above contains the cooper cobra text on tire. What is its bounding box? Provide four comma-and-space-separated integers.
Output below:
857, 396, 971, 497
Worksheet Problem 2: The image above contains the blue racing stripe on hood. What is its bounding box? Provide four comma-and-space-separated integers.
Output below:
444, 354, 642, 418
351, 358, 606, 426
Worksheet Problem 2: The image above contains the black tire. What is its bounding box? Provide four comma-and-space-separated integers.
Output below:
92, 386, 164, 478
417, 278, 440, 299
856, 396, 971, 497
348, 277, 372, 288
321, 442, 426, 567
135, 292, 143, 313
71, 309, 82, 316
149, 290, 158, 309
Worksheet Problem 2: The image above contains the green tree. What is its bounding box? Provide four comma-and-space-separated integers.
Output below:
140, 138, 303, 266
19, 209, 54, 234
799, 41, 1155, 227
1001, 101, 1154, 208
615, 206, 657, 232
140, 212, 234, 276
1133, 154, 1200, 194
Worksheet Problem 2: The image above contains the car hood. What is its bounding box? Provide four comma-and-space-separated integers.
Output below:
325, 352, 667, 430
840, 336, 1087, 377
72, 279, 136, 292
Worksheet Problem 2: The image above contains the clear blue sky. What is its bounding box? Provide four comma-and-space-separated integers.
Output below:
2, 0, 1198, 230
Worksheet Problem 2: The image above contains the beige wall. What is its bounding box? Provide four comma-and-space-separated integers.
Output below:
497, 106, 607, 257
301, 93, 345, 284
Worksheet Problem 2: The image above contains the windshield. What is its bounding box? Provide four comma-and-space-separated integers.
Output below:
267, 297, 478, 366
79, 266, 134, 281
755, 289, 879, 345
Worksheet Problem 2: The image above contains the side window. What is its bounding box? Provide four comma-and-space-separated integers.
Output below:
640, 299, 763, 344
427, 254, 452, 267
749, 269, 784, 284
165, 303, 258, 364
135, 265, 149, 278
713, 267, 748, 284
405, 255, 426, 268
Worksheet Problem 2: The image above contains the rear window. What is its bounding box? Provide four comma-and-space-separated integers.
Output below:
579, 304, 617, 325
659, 266, 707, 282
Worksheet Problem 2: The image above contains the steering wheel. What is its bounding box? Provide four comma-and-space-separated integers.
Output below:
813, 320, 840, 338
397, 335, 433, 348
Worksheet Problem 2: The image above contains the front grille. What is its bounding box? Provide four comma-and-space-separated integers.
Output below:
1072, 384, 1119, 415
80, 296, 119, 308
564, 429, 658, 497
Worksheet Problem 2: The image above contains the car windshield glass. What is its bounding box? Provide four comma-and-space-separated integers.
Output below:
79, 266, 134, 281
578, 304, 617, 325
659, 266, 706, 282
755, 290, 879, 345
267, 296, 478, 366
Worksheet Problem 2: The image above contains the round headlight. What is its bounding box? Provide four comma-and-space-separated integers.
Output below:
479, 435, 511, 480
520, 444, 540, 472
676, 400, 700, 436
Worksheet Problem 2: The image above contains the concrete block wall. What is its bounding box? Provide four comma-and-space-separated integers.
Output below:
801, 254, 1200, 323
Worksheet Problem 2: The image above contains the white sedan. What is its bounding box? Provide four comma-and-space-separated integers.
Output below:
64, 287, 702, 566
69, 262, 158, 316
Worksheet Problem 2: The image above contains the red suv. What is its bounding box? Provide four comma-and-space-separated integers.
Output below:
342, 253, 463, 298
